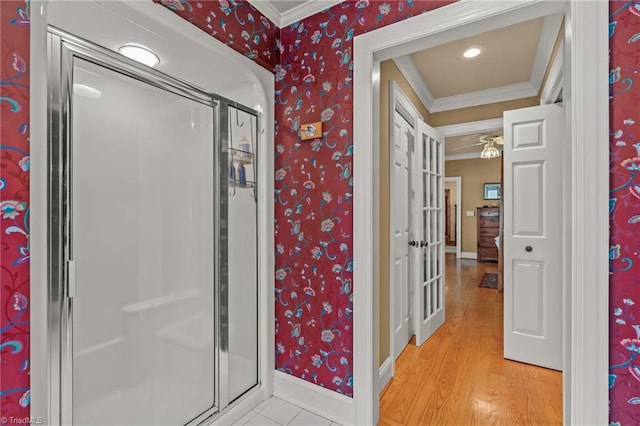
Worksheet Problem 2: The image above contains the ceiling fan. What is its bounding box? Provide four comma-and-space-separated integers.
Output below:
450, 133, 503, 158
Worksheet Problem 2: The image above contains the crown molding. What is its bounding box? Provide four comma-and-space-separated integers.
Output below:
273, 0, 345, 28
445, 152, 483, 161
246, 0, 282, 26
281, 0, 344, 27
530, 12, 564, 92
391, 12, 563, 114
392, 56, 434, 110
393, 60, 539, 113
247, 0, 344, 28
430, 81, 538, 113
540, 39, 564, 104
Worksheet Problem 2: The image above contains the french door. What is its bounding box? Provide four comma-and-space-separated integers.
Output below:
411, 120, 445, 346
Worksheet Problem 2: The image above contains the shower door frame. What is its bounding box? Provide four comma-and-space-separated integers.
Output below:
46, 28, 261, 425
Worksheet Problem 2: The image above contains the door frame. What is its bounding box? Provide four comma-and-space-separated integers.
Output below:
384, 81, 423, 390
443, 177, 461, 258
353, 1, 608, 425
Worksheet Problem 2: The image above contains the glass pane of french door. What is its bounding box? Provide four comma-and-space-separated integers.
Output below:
71, 58, 216, 425
421, 133, 444, 322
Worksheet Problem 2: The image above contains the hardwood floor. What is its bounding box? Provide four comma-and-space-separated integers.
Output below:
379, 254, 562, 425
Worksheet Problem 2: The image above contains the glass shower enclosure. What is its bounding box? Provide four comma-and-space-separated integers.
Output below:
47, 29, 259, 425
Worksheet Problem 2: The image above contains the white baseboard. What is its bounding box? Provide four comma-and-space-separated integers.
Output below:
445, 246, 457, 254
273, 370, 354, 425
378, 357, 393, 394
460, 251, 478, 260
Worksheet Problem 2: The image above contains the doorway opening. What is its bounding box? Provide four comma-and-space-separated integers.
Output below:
384, 4, 564, 379
353, 1, 609, 425
443, 177, 461, 256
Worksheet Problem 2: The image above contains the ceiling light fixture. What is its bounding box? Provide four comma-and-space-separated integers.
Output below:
463, 47, 481, 58
118, 44, 160, 67
480, 141, 500, 159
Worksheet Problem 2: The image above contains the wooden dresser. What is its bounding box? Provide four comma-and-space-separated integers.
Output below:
477, 207, 500, 262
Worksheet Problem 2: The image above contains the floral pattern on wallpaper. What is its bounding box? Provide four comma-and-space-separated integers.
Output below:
0, 0, 637, 422
274, 0, 454, 395
609, 1, 640, 424
0, 0, 31, 420
156, 0, 278, 71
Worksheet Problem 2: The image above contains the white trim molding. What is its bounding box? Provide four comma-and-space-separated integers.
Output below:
430, 82, 537, 113
437, 118, 503, 138
354, 1, 608, 425
567, 0, 609, 424
390, 80, 424, 122
273, 371, 354, 425
390, 13, 563, 113
378, 357, 393, 395
540, 39, 564, 105
445, 152, 482, 161
245, 0, 282, 26
392, 56, 435, 111
530, 12, 564, 91
248, 0, 344, 28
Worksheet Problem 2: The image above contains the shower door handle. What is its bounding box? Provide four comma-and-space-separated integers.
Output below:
67, 260, 77, 299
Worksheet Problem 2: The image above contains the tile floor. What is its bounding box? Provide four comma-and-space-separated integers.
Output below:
232, 397, 341, 426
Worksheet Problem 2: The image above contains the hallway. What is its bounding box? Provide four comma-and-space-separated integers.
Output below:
379, 255, 562, 425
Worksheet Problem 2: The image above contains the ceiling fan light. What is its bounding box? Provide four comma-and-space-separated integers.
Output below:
481, 143, 500, 159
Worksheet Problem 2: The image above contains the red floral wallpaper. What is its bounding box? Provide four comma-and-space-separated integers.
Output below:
274, 0, 454, 395
156, 0, 278, 71
0, 0, 31, 420
1, 0, 638, 422
609, 1, 640, 424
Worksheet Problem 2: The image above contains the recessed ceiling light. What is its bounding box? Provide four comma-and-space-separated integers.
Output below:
118, 44, 160, 67
463, 47, 482, 59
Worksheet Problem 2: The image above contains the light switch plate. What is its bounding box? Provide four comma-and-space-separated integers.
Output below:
300, 121, 322, 140
466, 210, 475, 216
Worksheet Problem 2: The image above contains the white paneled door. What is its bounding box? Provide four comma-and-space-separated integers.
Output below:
503, 104, 563, 371
412, 120, 445, 347
392, 110, 413, 358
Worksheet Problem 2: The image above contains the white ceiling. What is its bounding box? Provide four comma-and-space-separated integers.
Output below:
395, 13, 563, 115
412, 18, 544, 99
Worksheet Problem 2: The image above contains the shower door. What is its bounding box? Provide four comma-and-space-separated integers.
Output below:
222, 103, 259, 405
49, 32, 219, 425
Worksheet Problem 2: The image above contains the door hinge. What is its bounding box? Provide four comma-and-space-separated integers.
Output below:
67, 260, 76, 299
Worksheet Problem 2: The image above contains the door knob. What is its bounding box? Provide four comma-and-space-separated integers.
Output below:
525, 246, 533, 252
